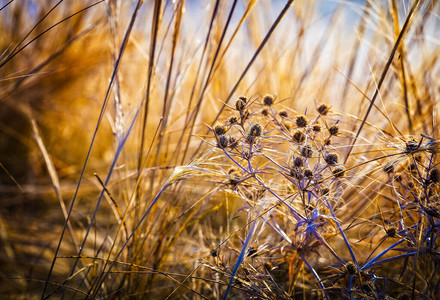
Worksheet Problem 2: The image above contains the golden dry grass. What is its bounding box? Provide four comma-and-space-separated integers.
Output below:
0, 0, 439, 299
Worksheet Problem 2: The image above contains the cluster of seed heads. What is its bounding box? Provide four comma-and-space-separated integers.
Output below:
207, 93, 439, 298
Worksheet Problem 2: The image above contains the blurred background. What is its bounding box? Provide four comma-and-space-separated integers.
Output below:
0, 0, 439, 298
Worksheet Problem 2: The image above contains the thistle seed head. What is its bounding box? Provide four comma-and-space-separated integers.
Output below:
214, 124, 226, 136
317, 104, 329, 115
294, 157, 304, 167
250, 124, 262, 136
312, 124, 321, 132
428, 168, 439, 183
329, 124, 339, 136
332, 167, 345, 178
324, 153, 339, 166
236, 98, 246, 111
385, 225, 397, 237
293, 131, 305, 143
295, 115, 308, 128
217, 135, 229, 148
228, 137, 238, 149
279, 111, 288, 118
344, 261, 357, 275
405, 139, 419, 153
263, 94, 274, 106
300, 145, 313, 158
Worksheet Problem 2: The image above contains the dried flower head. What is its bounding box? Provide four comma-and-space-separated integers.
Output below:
332, 167, 345, 178
312, 124, 321, 132
300, 145, 313, 158
428, 168, 439, 183
217, 135, 229, 148
279, 111, 288, 118
290, 168, 304, 180
247, 247, 258, 257
246, 135, 256, 144
329, 124, 339, 136
324, 153, 339, 166
344, 261, 357, 275
405, 139, 419, 153
304, 169, 313, 177
228, 137, 238, 149
263, 94, 274, 106
317, 104, 329, 115
228, 116, 237, 124
210, 249, 218, 257
250, 124, 262, 136
214, 124, 226, 136
294, 157, 304, 167
293, 131, 305, 143
236, 98, 246, 111
385, 225, 397, 237
295, 115, 308, 128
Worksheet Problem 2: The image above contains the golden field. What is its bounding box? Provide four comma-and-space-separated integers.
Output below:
0, 0, 439, 299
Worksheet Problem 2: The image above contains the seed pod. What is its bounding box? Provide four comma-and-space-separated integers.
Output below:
293, 131, 305, 143
304, 169, 313, 177
263, 94, 274, 106
317, 104, 329, 115
246, 135, 256, 144
385, 225, 397, 237
405, 139, 419, 153
294, 157, 304, 167
210, 249, 218, 257
344, 261, 357, 275
324, 153, 339, 166
228, 137, 238, 149
290, 169, 304, 180
279, 111, 288, 117
429, 168, 439, 183
247, 247, 258, 257
217, 135, 229, 148
328, 124, 339, 136
300, 145, 313, 158
332, 167, 345, 178
295, 115, 308, 128
236, 98, 246, 111
250, 124, 262, 136
214, 124, 226, 136
312, 124, 321, 132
